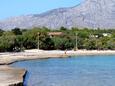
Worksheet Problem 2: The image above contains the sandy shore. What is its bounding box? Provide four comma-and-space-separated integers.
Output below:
0, 49, 115, 86
0, 49, 115, 65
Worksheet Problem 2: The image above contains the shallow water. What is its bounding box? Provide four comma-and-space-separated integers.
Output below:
11, 55, 115, 86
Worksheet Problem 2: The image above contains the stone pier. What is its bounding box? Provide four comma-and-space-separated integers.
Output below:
0, 66, 26, 86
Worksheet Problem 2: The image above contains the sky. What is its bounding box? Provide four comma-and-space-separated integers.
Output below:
0, 0, 82, 20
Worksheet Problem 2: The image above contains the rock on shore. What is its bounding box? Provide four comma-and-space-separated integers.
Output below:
0, 66, 26, 86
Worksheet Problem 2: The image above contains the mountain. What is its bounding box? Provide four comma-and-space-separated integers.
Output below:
0, 0, 115, 30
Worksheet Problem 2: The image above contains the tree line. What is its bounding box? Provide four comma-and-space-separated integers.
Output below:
0, 27, 115, 52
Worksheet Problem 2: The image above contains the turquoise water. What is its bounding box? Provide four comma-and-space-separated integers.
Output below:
11, 55, 115, 86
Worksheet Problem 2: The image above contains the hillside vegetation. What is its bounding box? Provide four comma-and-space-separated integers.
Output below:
0, 27, 115, 52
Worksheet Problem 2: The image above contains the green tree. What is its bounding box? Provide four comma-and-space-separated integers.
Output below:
40, 37, 54, 50
0, 29, 4, 36
22, 30, 38, 49
12, 28, 22, 35
0, 32, 16, 52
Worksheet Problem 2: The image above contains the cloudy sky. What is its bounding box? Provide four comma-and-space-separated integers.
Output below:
0, 0, 83, 19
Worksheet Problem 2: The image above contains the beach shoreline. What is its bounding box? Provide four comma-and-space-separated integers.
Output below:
0, 49, 115, 86
0, 49, 115, 65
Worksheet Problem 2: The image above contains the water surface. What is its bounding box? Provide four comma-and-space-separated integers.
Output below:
11, 55, 115, 86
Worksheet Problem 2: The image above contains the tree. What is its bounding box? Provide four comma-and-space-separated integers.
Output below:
40, 37, 54, 50
83, 38, 97, 50
52, 36, 74, 50
14, 35, 25, 51
0, 29, 4, 36
22, 30, 38, 49
0, 32, 16, 52
12, 28, 22, 35
60, 26, 67, 31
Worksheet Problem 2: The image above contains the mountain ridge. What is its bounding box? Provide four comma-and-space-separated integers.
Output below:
0, 0, 115, 30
